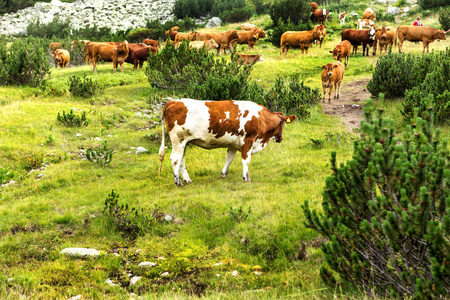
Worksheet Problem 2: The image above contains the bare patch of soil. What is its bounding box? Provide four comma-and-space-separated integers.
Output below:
320, 79, 372, 131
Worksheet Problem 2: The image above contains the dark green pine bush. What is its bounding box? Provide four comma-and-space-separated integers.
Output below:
145, 41, 253, 101
302, 96, 450, 298
269, 0, 310, 26
402, 48, 450, 124
439, 7, 450, 32
0, 37, 50, 87
68, 73, 101, 97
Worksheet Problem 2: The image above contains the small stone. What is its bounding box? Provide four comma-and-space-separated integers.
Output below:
254, 271, 262, 276
112, 253, 120, 257
160, 272, 170, 277
7, 278, 13, 282
94, 137, 102, 141
67, 295, 82, 300
139, 262, 157, 268
76, 133, 82, 137
135, 147, 148, 154
104, 278, 118, 286
164, 214, 173, 222
213, 262, 224, 267
130, 276, 142, 286
60, 247, 101, 258
36, 173, 45, 179
216, 274, 221, 277
232, 270, 239, 276
157, 256, 165, 260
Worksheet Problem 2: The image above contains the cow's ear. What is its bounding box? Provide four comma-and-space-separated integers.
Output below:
284, 115, 296, 123
324, 25, 327, 28
322, 65, 326, 69
329, 50, 333, 53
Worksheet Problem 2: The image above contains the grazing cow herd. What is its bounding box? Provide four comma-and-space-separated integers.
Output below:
43, 6, 449, 186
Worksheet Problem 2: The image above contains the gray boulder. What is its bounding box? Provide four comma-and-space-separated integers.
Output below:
387, 6, 401, 15
206, 17, 221, 28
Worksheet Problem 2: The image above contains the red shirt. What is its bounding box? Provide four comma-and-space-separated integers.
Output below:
413, 21, 423, 26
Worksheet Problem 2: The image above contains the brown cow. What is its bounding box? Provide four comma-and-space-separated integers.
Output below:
373, 26, 396, 55
363, 8, 376, 21
321, 61, 345, 103
125, 43, 150, 66
310, 2, 318, 12
311, 9, 329, 24
169, 31, 179, 41
143, 39, 160, 48
240, 23, 258, 31
91, 41, 129, 73
130, 46, 157, 70
313, 24, 327, 48
84, 41, 119, 64
280, 28, 322, 56
341, 29, 376, 56
49, 42, 61, 54
53, 49, 70, 68
230, 28, 261, 51
236, 53, 264, 65
195, 30, 239, 55
396, 25, 449, 53
329, 40, 351, 69
159, 99, 296, 186
174, 32, 196, 44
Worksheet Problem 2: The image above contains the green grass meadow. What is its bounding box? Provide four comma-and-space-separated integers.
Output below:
1, 14, 450, 299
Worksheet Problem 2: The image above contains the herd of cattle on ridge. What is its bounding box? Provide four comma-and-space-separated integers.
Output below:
45, 3, 449, 186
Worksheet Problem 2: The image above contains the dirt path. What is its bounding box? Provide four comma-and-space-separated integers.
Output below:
320, 79, 371, 131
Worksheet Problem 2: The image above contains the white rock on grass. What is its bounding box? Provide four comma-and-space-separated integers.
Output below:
138, 262, 157, 268
60, 247, 101, 258
67, 295, 82, 300
232, 270, 239, 276
160, 272, 170, 277
206, 17, 221, 28
130, 276, 142, 286
135, 147, 148, 154
387, 6, 401, 15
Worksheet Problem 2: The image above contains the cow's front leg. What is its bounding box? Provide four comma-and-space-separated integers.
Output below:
241, 138, 254, 182
221, 148, 237, 178
179, 148, 192, 185
170, 144, 186, 187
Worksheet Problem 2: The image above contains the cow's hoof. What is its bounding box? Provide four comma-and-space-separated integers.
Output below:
184, 179, 192, 185
328, 100, 331, 104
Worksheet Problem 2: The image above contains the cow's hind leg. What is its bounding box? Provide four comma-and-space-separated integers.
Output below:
221, 148, 237, 178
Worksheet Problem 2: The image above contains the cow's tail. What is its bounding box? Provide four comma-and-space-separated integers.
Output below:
158, 107, 166, 175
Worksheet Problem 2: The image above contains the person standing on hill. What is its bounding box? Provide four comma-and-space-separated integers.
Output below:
413, 17, 423, 26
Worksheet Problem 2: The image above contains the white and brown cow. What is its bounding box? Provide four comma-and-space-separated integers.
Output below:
159, 99, 296, 186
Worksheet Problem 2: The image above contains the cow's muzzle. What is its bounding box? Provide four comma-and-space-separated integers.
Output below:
327, 72, 333, 77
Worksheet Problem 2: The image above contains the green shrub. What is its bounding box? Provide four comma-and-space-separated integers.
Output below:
267, 18, 312, 48
146, 41, 253, 100
71, 25, 129, 43
439, 7, 450, 30
418, 0, 449, 9
145, 17, 199, 41
261, 77, 321, 117
228, 206, 252, 223
68, 73, 101, 97
26, 17, 71, 39
0, 37, 50, 87
402, 49, 450, 124
302, 97, 450, 298
126, 28, 154, 43
376, 11, 396, 22
173, 0, 214, 19
252, 0, 270, 15
86, 141, 113, 167
270, 0, 310, 26
367, 52, 435, 99
0, 166, 13, 185
57, 110, 89, 127
103, 189, 164, 240
211, 0, 253, 23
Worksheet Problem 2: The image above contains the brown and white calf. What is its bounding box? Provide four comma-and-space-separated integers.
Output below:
321, 61, 345, 103
159, 99, 296, 186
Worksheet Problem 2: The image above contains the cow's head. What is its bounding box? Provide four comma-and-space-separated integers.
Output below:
323, 63, 338, 77
115, 41, 129, 53
376, 26, 388, 41
313, 24, 326, 41
273, 113, 297, 143
258, 29, 267, 38
53, 49, 61, 64
209, 39, 219, 49
437, 29, 447, 41
329, 46, 342, 61
251, 27, 259, 39
368, 24, 376, 40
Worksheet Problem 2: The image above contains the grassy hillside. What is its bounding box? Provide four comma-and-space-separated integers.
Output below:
1, 12, 450, 299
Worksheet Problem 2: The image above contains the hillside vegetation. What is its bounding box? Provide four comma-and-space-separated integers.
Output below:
1, 2, 450, 299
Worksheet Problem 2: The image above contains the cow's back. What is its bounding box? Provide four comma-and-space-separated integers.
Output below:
342, 29, 370, 44
281, 31, 314, 46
